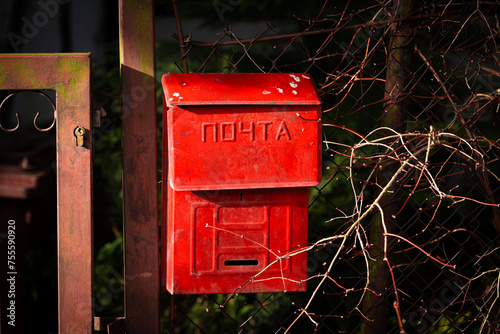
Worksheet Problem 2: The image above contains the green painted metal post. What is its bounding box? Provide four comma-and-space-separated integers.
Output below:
0, 54, 94, 333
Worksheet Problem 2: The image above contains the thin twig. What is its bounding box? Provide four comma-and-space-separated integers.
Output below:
172, 0, 189, 72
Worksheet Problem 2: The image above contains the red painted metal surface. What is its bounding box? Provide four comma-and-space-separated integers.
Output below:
163, 72, 320, 105
0, 54, 94, 333
163, 186, 309, 294
162, 73, 321, 295
119, 0, 160, 333
163, 73, 322, 191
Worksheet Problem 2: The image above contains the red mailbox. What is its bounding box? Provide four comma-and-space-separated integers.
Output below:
161, 73, 321, 294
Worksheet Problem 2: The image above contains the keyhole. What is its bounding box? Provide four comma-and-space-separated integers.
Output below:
240, 193, 243, 201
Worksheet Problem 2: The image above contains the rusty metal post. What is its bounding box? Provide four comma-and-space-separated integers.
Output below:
0, 54, 94, 333
119, 0, 160, 333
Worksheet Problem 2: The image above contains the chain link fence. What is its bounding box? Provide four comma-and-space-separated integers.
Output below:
162, 1, 500, 333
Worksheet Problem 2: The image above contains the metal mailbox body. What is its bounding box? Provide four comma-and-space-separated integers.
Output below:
162, 73, 321, 295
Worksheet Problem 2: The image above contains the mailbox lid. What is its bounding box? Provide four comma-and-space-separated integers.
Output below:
162, 73, 322, 191
162, 73, 321, 106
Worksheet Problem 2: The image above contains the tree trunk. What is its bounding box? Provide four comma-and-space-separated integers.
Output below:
361, 0, 415, 333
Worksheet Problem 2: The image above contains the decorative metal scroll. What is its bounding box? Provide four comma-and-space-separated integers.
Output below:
0, 90, 56, 132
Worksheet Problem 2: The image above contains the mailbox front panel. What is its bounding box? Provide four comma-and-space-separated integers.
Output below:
163, 186, 308, 295
168, 105, 321, 190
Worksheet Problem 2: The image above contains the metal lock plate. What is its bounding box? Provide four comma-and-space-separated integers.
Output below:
75, 126, 85, 147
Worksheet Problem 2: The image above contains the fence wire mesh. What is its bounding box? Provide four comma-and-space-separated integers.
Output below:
163, 1, 500, 333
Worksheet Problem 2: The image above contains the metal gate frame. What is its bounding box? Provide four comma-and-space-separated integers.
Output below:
0, 54, 94, 333
1, 2, 160, 331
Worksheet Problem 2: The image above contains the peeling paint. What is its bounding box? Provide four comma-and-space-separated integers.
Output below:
137, 272, 153, 278
289, 82, 298, 88
302, 75, 311, 79
277, 88, 283, 93
290, 74, 300, 82
292, 90, 298, 95
262, 90, 271, 94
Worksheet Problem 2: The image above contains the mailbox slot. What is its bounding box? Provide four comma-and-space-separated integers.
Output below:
224, 260, 259, 266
